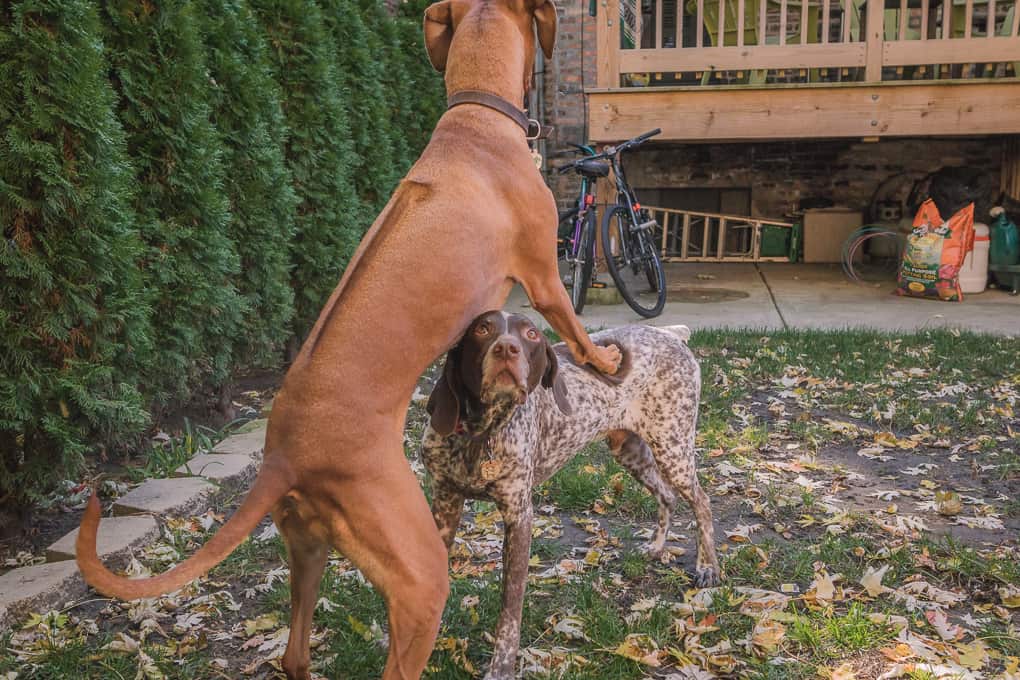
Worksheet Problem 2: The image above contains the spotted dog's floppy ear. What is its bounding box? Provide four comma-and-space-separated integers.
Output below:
423, 0, 455, 72
533, 0, 558, 60
541, 341, 572, 415
427, 346, 465, 436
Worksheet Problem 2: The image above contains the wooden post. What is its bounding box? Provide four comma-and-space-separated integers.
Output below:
801, 0, 810, 44
1003, 136, 1020, 200
677, 0, 685, 46
780, 0, 789, 43
594, 150, 617, 270
719, 0, 727, 46
697, 0, 705, 46
738, 0, 747, 45
598, 0, 621, 88
864, 0, 885, 81
656, 0, 664, 47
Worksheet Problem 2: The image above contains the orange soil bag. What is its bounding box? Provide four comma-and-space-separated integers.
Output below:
895, 199, 975, 302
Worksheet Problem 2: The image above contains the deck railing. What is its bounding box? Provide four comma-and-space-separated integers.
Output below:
596, 0, 1020, 87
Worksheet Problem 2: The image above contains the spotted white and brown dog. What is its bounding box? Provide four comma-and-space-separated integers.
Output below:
421, 310, 720, 679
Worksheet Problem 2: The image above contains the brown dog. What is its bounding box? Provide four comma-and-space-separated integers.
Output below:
76, 1, 620, 679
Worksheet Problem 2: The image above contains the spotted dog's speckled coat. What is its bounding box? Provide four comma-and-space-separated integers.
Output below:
421, 312, 720, 680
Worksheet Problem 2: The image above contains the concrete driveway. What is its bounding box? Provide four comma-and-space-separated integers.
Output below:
507, 263, 1020, 336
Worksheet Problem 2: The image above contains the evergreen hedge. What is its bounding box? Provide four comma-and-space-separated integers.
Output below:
197, 0, 298, 370
320, 0, 401, 212
0, 0, 446, 514
0, 0, 151, 509
100, 0, 244, 405
251, 0, 366, 342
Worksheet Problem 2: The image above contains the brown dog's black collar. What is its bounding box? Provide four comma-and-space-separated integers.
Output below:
447, 90, 540, 139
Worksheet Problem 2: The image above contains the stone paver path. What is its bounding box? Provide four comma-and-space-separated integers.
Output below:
0, 420, 267, 633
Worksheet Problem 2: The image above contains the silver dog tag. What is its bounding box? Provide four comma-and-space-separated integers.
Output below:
530, 148, 542, 170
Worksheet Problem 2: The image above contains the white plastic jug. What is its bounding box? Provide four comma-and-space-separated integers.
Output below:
960, 222, 990, 294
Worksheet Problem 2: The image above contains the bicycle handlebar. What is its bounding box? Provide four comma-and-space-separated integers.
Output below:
633, 128, 661, 144
556, 129, 660, 173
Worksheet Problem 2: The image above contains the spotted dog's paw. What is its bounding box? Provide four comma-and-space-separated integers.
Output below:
693, 566, 722, 588
638, 541, 665, 560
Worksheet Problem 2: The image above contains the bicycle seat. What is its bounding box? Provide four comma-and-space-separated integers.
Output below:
575, 159, 610, 178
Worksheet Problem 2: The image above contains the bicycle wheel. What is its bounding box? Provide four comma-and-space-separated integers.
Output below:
569, 211, 596, 314
601, 205, 667, 318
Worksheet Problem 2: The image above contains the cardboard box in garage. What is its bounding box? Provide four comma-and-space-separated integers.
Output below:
803, 208, 863, 263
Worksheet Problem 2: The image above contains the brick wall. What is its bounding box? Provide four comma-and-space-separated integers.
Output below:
539, 1, 1004, 220
541, 0, 597, 207
620, 137, 1003, 219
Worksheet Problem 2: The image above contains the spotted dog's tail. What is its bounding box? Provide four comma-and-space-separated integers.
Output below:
662, 324, 691, 343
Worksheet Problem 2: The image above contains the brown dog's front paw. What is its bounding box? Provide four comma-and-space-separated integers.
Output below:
590, 343, 622, 375
693, 566, 722, 588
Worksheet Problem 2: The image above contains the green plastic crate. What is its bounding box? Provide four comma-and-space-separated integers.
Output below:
760, 225, 792, 258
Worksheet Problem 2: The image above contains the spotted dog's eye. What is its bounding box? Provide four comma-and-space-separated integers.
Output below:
525, 328, 540, 341
475, 323, 490, 337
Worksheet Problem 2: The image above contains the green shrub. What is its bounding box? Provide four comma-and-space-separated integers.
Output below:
198, 0, 298, 370
0, 0, 151, 508
100, 0, 244, 405
251, 0, 367, 342
319, 0, 401, 213
388, 0, 447, 158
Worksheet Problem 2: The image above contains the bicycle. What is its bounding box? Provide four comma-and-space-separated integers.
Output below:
598, 129, 666, 317
555, 129, 665, 317
556, 143, 610, 314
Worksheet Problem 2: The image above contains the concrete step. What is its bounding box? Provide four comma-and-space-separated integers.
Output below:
211, 424, 265, 457
0, 561, 85, 631
45, 514, 159, 563
174, 452, 257, 484
113, 477, 216, 517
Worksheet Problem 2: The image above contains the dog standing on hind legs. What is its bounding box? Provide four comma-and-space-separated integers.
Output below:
75, 1, 620, 679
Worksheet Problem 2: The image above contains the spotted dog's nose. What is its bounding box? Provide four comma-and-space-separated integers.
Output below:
491, 337, 522, 359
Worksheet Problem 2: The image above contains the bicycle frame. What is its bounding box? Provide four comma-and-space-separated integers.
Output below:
563, 143, 598, 262
605, 151, 646, 264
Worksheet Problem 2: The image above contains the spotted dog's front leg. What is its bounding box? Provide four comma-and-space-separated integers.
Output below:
486, 495, 534, 680
431, 486, 465, 553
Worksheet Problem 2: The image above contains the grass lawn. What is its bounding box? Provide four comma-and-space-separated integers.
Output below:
3, 328, 1019, 679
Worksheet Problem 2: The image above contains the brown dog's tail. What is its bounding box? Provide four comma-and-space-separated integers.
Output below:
76, 456, 294, 600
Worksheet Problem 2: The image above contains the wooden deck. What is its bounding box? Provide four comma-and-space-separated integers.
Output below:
590, 0, 1020, 141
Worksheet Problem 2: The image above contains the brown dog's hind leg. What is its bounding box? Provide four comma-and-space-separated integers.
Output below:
278, 512, 329, 680
608, 431, 676, 558
331, 457, 451, 680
